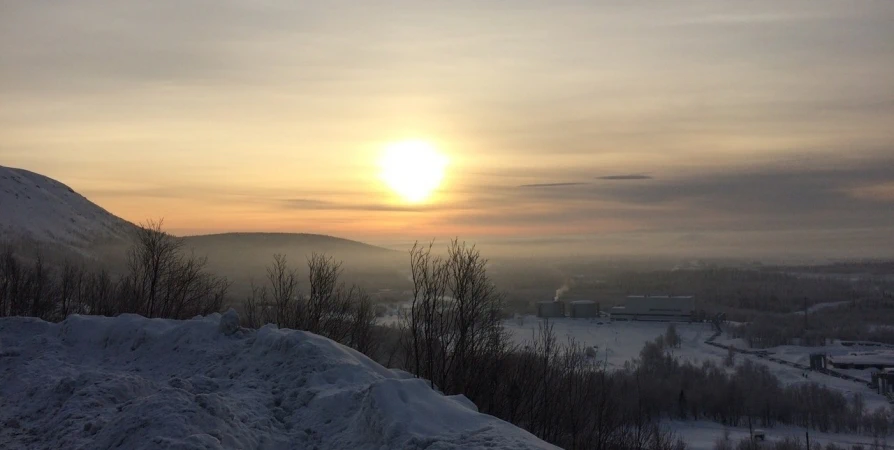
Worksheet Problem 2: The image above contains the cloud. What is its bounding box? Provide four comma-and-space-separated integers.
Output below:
281, 199, 333, 207
849, 182, 894, 202
603, 162, 894, 216
439, 156, 894, 238
518, 182, 589, 188
280, 198, 439, 212
596, 174, 653, 181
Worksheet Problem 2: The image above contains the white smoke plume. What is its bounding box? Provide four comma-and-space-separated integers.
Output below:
554, 284, 570, 302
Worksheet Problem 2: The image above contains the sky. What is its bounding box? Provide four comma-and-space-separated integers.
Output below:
2, 0, 893, 257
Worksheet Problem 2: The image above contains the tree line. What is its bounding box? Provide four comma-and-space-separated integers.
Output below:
625, 334, 892, 437
240, 252, 380, 358
731, 300, 894, 348
0, 220, 227, 321
604, 268, 863, 314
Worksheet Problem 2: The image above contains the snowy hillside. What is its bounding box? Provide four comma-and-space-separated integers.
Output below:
0, 313, 557, 450
0, 166, 134, 247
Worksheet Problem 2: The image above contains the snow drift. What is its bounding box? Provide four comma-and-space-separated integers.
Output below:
0, 312, 556, 450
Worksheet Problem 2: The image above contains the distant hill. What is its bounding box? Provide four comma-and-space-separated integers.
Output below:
182, 232, 398, 258
0, 165, 135, 249
182, 233, 408, 292
181, 232, 403, 273
0, 165, 408, 289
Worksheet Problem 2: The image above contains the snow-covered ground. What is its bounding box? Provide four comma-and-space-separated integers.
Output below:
714, 333, 890, 380
504, 317, 720, 370
716, 339, 893, 412
506, 317, 893, 413
790, 300, 853, 316
0, 313, 556, 450
0, 165, 134, 248
671, 421, 891, 450
504, 317, 892, 447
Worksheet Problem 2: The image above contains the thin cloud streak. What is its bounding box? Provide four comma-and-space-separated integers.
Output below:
280, 199, 440, 213
518, 182, 589, 188
596, 175, 653, 181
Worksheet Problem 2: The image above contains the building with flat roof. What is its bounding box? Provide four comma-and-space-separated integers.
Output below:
610, 295, 694, 322
828, 352, 894, 370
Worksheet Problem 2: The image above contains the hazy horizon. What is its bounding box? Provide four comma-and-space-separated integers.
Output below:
2, 1, 893, 258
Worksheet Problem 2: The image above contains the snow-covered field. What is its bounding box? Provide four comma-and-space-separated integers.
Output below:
504, 317, 720, 370
504, 317, 893, 448
672, 421, 892, 450
711, 335, 891, 410
0, 313, 556, 450
506, 317, 893, 417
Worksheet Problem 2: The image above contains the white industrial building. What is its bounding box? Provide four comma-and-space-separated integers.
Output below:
610, 295, 695, 322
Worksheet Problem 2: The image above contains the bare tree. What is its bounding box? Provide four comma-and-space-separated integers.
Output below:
121, 219, 229, 319
58, 261, 85, 318
401, 241, 449, 388
346, 286, 378, 355
266, 254, 299, 326
725, 345, 737, 367
665, 324, 682, 349
24, 253, 52, 320
0, 244, 21, 317
84, 269, 116, 316
304, 254, 379, 356
241, 252, 379, 360
242, 279, 268, 328
445, 239, 506, 394
305, 252, 343, 335
126, 219, 184, 317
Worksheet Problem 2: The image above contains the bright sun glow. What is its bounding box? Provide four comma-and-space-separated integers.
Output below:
379, 140, 448, 203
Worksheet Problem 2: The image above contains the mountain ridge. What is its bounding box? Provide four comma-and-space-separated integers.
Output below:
0, 165, 135, 248
0, 165, 398, 259
181, 232, 398, 255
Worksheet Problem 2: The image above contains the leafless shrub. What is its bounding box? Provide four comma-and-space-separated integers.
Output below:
241, 252, 379, 358
242, 280, 268, 328
266, 253, 298, 326
119, 220, 229, 319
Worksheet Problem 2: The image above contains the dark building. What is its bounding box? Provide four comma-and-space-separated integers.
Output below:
569, 300, 599, 318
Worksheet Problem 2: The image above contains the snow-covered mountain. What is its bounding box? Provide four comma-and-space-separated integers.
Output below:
0, 165, 135, 248
0, 312, 557, 450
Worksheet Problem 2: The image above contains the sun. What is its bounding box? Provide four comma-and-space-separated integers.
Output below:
379, 140, 448, 203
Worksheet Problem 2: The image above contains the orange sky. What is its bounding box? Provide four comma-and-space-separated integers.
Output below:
2, 1, 893, 254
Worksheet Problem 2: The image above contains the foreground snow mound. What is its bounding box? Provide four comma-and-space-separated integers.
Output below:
0, 314, 556, 450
